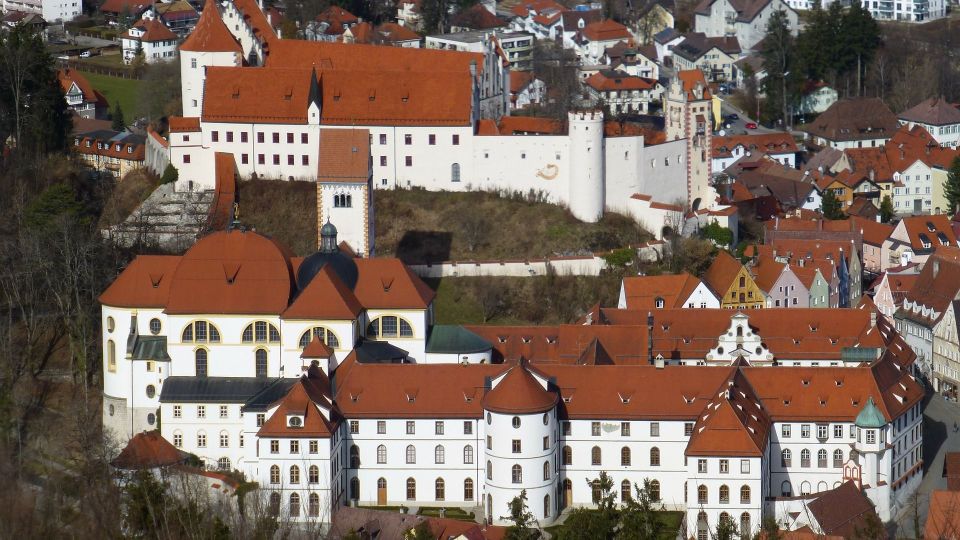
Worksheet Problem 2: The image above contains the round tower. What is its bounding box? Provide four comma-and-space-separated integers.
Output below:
482, 363, 559, 526
853, 396, 886, 488
567, 110, 605, 223
179, 0, 244, 117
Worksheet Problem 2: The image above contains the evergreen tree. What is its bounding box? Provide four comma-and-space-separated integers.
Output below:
821, 189, 844, 219
557, 508, 616, 540
880, 195, 894, 223
504, 490, 540, 540
111, 102, 126, 131
410, 521, 434, 540
713, 514, 738, 540
944, 155, 960, 215
760, 10, 797, 125
618, 479, 663, 540
838, 1, 880, 95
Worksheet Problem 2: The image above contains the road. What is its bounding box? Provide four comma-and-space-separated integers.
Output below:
715, 97, 781, 136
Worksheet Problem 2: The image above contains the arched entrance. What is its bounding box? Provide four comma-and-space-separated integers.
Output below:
563, 478, 573, 508
377, 477, 387, 505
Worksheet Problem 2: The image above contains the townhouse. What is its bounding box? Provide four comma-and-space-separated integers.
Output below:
584, 70, 663, 115
899, 97, 960, 149
670, 33, 741, 83
800, 98, 900, 150
693, 0, 797, 51
618, 272, 720, 309
703, 251, 765, 309
712, 133, 799, 171
883, 214, 958, 269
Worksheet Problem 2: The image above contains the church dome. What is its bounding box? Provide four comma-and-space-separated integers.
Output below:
296, 221, 358, 291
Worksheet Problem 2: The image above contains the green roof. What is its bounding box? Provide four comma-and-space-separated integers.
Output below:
131, 336, 171, 361
855, 396, 886, 428
425, 325, 492, 354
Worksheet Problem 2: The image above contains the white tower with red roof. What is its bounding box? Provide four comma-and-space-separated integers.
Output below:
179, 0, 244, 118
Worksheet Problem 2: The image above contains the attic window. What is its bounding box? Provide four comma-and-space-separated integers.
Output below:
683, 396, 694, 405
562, 396, 572, 403
819, 399, 827, 406
683, 337, 691, 344
333, 90, 341, 102
283, 88, 293, 100
809, 324, 818, 332
829, 338, 838, 345
852, 399, 859, 406
407, 395, 416, 403
231, 86, 240, 98
835, 379, 844, 387
801, 379, 810, 387
401, 91, 409, 102
288, 416, 303, 428
368, 90, 376, 101
546, 336, 557, 344
792, 338, 801, 345
927, 221, 936, 232
497, 336, 508, 344
783, 399, 791, 406
521, 336, 532, 344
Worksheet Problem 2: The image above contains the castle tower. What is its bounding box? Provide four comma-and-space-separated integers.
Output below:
179, 0, 244, 117
567, 110, 604, 223
852, 396, 893, 519
665, 71, 717, 211
482, 362, 559, 526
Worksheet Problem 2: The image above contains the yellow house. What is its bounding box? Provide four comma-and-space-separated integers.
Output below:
703, 250, 764, 309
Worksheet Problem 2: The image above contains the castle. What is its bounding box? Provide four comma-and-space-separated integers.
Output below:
168, 0, 716, 231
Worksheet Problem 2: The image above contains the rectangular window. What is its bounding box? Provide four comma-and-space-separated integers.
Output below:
867, 430, 876, 444
698, 459, 707, 473
173, 405, 182, 418
273, 155, 280, 165
257, 132, 264, 143
621, 422, 630, 436
405, 156, 412, 166
258, 154, 265, 165
220, 432, 229, 447
650, 422, 659, 437
350, 420, 359, 434
183, 154, 191, 164
741, 459, 750, 474
720, 459, 729, 473
287, 155, 294, 166
257, 413, 265, 426
272, 133, 280, 144
197, 405, 205, 419
309, 440, 318, 454
452, 134, 460, 145
406, 421, 415, 435
801, 424, 811, 438
563, 422, 571, 436
435, 421, 444, 435
378, 421, 386, 434
197, 433, 206, 447
592, 422, 601, 436
405, 134, 412, 145
380, 156, 387, 166
270, 440, 279, 454
241, 132, 248, 143
173, 433, 182, 447
302, 155, 308, 166
817, 424, 828, 439
782, 425, 791, 438
512, 440, 521, 453
211, 131, 219, 142
301, 133, 308, 144
290, 440, 299, 453
464, 421, 472, 435
543, 436, 550, 450
241, 154, 249, 164
684, 423, 694, 436
287, 133, 294, 144
226, 132, 233, 143
219, 405, 228, 419
379, 134, 387, 145
428, 134, 436, 145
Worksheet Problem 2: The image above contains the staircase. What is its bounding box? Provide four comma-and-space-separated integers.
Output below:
107, 184, 215, 252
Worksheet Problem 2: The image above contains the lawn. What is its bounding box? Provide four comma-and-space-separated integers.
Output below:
79, 71, 142, 119
416, 507, 476, 521
543, 510, 683, 539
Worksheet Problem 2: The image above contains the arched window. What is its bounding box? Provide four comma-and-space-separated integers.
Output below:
242, 321, 280, 343
697, 484, 708, 504
270, 465, 280, 484
107, 340, 116, 372
298, 327, 340, 349
591, 446, 601, 466
464, 478, 474, 500
543, 461, 551, 480
377, 445, 387, 464
309, 465, 319, 483
512, 464, 522, 484
592, 480, 602, 502
720, 512, 731, 527
181, 320, 220, 343
435, 478, 445, 501
309, 493, 320, 517
740, 513, 751, 540
255, 349, 268, 378
621, 446, 631, 466
817, 481, 828, 493
833, 449, 844, 467
487, 460, 493, 480
650, 447, 660, 466
451, 163, 461, 182
544, 494, 551, 518
563, 445, 572, 465
435, 445, 445, 464
463, 444, 474, 464
650, 480, 661, 502
290, 465, 300, 484
781, 448, 791, 467
719, 485, 730, 503
817, 448, 827, 468
406, 445, 416, 464
800, 481, 811, 495
406, 478, 416, 500
269, 492, 281, 516
801, 449, 811, 468
350, 445, 360, 468
289, 493, 300, 517
621, 480, 632, 501
367, 315, 414, 338
350, 477, 360, 500
195, 348, 208, 377
740, 485, 750, 504
217, 457, 231, 471
655, 296, 665, 308
781, 481, 792, 496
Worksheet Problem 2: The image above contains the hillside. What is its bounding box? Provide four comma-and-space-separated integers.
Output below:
238, 180, 651, 260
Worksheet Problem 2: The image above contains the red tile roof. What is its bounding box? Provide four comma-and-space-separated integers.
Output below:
58, 68, 97, 102
112, 430, 188, 469
99, 255, 181, 308
924, 490, 960, 539
702, 250, 745, 295
898, 214, 958, 252
257, 376, 337, 437
686, 369, 770, 457
353, 258, 435, 309
284, 264, 363, 319
581, 19, 631, 41
677, 69, 711, 100
302, 335, 334, 358
482, 362, 558, 414
126, 18, 178, 42
450, 4, 507, 29
315, 5, 358, 35
585, 71, 658, 92
168, 116, 201, 132
510, 0, 564, 17
495, 116, 563, 135
100, 0, 150, 15
318, 129, 370, 183
899, 97, 960, 126
713, 133, 798, 159
180, 0, 243, 53
620, 272, 705, 309
801, 98, 899, 143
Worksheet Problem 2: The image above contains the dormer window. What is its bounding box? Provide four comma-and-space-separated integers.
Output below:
655, 297, 665, 309
288, 415, 303, 428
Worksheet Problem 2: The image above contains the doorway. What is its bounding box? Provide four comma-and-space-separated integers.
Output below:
377, 478, 387, 505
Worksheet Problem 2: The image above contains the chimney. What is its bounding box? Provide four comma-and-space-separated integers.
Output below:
647, 311, 654, 365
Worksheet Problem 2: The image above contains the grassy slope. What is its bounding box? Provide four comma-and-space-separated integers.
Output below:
79, 71, 142, 118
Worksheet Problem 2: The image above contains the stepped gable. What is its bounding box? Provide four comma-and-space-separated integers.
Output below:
284, 263, 362, 320
483, 361, 558, 414
233, 0, 278, 47
686, 368, 771, 457
180, 0, 243, 53
165, 229, 295, 315
99, 255, 182, 307
353, 258, 435, 309
112, 430, 189, 469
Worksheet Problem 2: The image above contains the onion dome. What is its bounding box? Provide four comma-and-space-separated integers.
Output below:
483, 362, 558, 414
296, 220, 358, 291
855, 396, 886, 429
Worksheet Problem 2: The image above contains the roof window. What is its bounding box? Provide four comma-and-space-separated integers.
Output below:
801, 379, 810, 387
927, 221, 936, 232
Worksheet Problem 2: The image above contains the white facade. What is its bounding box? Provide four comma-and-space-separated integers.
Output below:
2, 0, 80, 22
860, 0, 946, 22
693, 0, 798, 52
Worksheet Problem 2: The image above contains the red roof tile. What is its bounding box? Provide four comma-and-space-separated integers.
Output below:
482, 362, 558, 414
126, 18, 178, 42
112, 430, 188, 469
99, 255, 181, 307
318, 129, 370, 183
284, 264, 362, 319
180, 0, 243, 53
581, 19, 631, 41
353, 258, 435, 309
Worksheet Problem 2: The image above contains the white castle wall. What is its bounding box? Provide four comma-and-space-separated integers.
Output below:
408, 256, 607, 278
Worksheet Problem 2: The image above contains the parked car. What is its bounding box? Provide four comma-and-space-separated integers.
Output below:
745, 122, 758, 129
725, 113, 739, 121
80, 50, 92, 58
